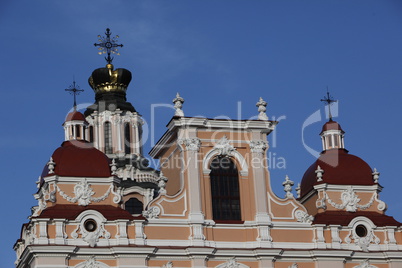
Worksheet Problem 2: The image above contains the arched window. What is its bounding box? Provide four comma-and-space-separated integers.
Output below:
210, 157, 241, 221
125, 198, 143, 215
124, 123, 131, 154
89, 126, 94, 143
104, 122, 112, 154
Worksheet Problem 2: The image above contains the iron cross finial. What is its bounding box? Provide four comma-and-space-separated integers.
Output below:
320, 87, 337, 121
65, 80, 84, 110
94, 28, 123, 64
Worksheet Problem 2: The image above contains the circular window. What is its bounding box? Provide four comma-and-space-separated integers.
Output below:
355, 224, 368, 237
84, 219, 97, 232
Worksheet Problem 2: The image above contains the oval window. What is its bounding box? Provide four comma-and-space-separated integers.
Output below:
355, 224, 368, 237
84, 219, 97, 232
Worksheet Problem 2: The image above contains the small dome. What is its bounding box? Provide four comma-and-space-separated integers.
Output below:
65, 110, 86, 122
42, 141, 111, 178
300, 149, 375, 199
320, 120, 344, 134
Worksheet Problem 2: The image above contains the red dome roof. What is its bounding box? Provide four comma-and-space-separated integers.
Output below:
300, 149, 375, 198
320, 120, 344, 134
65, 110, 86, 122
42, 141, 111, 178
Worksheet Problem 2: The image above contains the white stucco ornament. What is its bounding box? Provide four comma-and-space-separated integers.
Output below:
249, 140, 268, 154
216, 257, 250, 268
326, 187, 379, 212
345, 227, 380, 252
158, 172, 168, 195
214, 135, 236, 157
71, 222, 110, 248
372, 168, 380, 183
315, 165, 324, 182
179, 138, 201, 152
295, 183, 301, 198
76, 256, 110, 268
256, 97, 268, 120
143, 206, 161, 219
57, 180, 114, 206
354, 259, 378, 268
294, 209, 314, 224
47, 157, 56, 174
162, 262, 173, 268
282, 175, 294, 198
110, 158, 117, 175
173, 92, 185, 117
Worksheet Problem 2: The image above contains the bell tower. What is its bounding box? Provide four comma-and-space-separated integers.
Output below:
84, 29, 144, 161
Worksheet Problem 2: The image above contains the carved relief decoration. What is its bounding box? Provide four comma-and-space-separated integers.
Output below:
216, 257, 250, 268
214, 135, 236, 157
71, 222, 110, 248
282, 175, 294, 198
143, 206, 161, 219
162, 261, 173, 268
249, 140, 268, 154
345, 228, 380, 252
317, 188, 386, 213
354, 260, 378, 268
294, 209, 314, 224
76, 256, 110, 268
57, 181, 117, 206
179, 138, 201, 152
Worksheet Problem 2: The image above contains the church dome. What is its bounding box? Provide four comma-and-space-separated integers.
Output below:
320, 120, 344, 134
300, 149, 375, 199
65, 110, 86, 122
42, 140, 111, 178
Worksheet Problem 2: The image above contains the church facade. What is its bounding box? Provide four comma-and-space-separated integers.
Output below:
14, 29, 402, 268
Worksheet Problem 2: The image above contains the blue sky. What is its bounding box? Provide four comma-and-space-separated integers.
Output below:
1, 1, 402, 266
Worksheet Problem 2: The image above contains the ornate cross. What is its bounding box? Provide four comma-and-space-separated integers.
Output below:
65, 80, 84, 109
94, 28, 123, 64
320, 88, 337, 120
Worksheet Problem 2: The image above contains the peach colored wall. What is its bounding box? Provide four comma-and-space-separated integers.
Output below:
127, 225, 135, 238
269, 200, 297, 219
375, 231, 385, 243
47, 224, 56, 239
65, 225, 79, 239
323, 228, 331, 242
394, 230, 402, 243
271, 229, 313, 243
206, 226, 258, 242
157, 194, 187, 216
144, 226, 190, 240
210, 228, 257, 242
161, 148, 182, 196
339, 230, 350, 243
301, 194, 319, 215
197, 131, 251, 141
